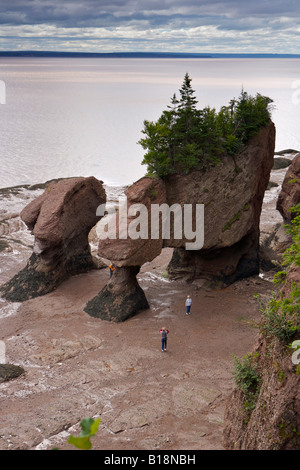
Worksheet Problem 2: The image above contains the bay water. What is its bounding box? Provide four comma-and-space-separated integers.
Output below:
0, 57, 299, 190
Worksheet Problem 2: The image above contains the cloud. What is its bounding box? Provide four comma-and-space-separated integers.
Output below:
0, 0, 300, 53
2, 0, 300, 27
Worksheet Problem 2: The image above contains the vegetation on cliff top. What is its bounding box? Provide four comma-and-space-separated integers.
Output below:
139, 73, 273, 178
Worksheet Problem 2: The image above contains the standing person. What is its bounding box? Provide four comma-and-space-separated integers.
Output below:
109, 263, 115, 278
159, 327, 169, 352
185, 295, 192, 315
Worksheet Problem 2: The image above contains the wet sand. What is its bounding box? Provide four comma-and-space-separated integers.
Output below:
0, 247, 274, 450
0, 158, 291, 450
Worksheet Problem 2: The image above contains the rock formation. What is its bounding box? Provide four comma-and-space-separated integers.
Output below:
277, 153, 300, 223
97, 177, 166, 267
262, 153, 300, 259
85, 122, 275, 321
166, 122, 276, 284
0, 122, 275, 321
0, 177, 106, 301
84, 177, 165, 321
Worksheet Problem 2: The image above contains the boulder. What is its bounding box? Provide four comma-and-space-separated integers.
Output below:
0, 177, 106, 301
0, 364, 25, 383
272, 157, 292, 170
276, 153, 300, 223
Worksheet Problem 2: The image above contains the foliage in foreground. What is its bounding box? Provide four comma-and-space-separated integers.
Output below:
138, 73, 273, 178
67, 417, 101, 450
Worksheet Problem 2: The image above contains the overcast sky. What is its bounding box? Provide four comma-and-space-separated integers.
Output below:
1, 0, 300, 53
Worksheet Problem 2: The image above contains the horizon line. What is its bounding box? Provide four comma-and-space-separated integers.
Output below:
1, 50, 300, 58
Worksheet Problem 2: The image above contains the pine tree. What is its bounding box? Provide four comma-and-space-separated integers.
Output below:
178, 73, 198, 112
138, 75, 273, 179
175, 73, 201, 170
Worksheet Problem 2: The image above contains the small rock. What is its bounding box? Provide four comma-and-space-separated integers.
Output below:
0, 363, 25, 382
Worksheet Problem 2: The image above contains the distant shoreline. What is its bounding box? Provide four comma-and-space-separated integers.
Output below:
0, 150, 298, 193
1, 51, 300, 59
0, 151, 297, 194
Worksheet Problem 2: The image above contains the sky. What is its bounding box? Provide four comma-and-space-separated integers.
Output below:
1, 0, 300, 54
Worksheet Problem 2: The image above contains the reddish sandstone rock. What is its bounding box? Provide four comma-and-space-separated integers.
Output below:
97, 123, 275, 285
85, 123, 276, 321
1, 177, 106, 301
167, 122, 276, 284
98, 176, 166, 266
0, 364, 25, 383
22, 177, 106, 252
86, 177, 165, 321
276, 153, 300, 222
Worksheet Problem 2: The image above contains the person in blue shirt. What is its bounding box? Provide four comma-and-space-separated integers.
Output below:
185, 295, 192, 315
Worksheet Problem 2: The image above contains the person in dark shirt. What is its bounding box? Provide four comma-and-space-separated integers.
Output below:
159, 327, 169, 352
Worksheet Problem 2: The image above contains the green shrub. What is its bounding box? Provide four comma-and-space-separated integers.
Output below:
232, 352, 261, 413
256, 204, 300, 344
257, 287, 300, 343
281, 204, 300, 268
138, 74, 273, 178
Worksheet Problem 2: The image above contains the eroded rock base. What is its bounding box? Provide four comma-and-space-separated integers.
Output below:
168, 232, 259, 287
84, 266, 149, 322
0, 249, 96, 302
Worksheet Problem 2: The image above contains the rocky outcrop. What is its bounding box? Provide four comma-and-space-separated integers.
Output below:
166, 122, 276, 284
277, 153, 300, 223
223, 265, 300, 450
85, 177, 165, 321
167, 233, 259, 286
85, 122, 275, 320
262, 153, 300, 260
0, 177, 106, 301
